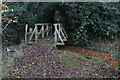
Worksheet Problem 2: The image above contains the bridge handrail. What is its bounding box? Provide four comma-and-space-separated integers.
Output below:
35, 23, 52, 26
25, 23, 53, 42
25, 23, 68, 45
53, 23, 68, 45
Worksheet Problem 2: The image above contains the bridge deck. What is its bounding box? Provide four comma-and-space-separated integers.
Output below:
38, 35, 54, 44
27, 35, 55, 45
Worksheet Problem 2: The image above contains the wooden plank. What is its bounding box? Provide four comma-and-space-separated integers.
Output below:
25, 24, 28, 43
35, 23, 51, 26
28, 26, 37, 42
54, 30, 57, 43
57, 42, 65, 45
54, 24, 64, 45
41, 25, 44, 38
58, 24, 61, 37
61, 24, 68, 38
46, 25, 49, 36
54, 25, 57, 43
35, 25, 38, 41
59, 26, 67, 41
63, 28, 68, 38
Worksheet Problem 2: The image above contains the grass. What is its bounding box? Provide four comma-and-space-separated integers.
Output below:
55, 51, 85, 69
61, 56, 84, 69
48, 42, 57, 45
52, 46, 58, 50
91, 57, 108, 67
92, 57, 104, 62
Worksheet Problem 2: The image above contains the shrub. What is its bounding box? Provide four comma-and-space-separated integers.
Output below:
64, 2, 120, 46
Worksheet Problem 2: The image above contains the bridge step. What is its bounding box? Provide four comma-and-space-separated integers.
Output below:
57, 42, 65, 45
62, 39, 67, 41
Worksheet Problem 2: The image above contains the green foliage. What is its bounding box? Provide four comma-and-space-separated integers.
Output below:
92, 57, 103, 62
2, 2, 120, 47
64, 2, 120, 46
2, 2, 65, 46
55, 51, 85, 69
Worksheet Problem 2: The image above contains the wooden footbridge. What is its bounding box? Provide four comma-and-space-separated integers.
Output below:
25, 23, 68, 45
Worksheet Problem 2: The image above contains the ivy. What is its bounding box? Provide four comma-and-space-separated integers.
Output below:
64, 2, 120, 46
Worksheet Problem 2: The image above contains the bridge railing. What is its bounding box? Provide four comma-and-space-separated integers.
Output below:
54, 23, 68, 45
25, 23, 53, 43
25, 23, 68, 45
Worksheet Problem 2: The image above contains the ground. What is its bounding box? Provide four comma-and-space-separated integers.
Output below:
59, 46, 118, 70
2, 40, 118, 78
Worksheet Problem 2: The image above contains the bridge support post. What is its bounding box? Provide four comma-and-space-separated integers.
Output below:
42, 25, 44, 38
54, 24, 57, 43
46, 25, 49, 36
54, 23, 68, 45
58, 24, 61, 36
35, 25, 38, 41
28, 26, 37, 42
25, 24, 28, 43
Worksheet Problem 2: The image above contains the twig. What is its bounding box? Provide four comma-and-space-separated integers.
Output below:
0, 23, 10, 33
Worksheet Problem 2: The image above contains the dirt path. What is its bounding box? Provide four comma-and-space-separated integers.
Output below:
2, 36, 119, 78
6, 43, 117, 78
59, 46, 119, 70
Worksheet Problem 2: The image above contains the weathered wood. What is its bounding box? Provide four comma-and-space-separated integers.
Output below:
57, 42, 65, 45
25, 24, 28, 43
61, 24, 68, 38
46, 25, 49, 36
58, 24, 61, 37
41, 25, 44, 38
35, 23, 52, 26
28, 26, 37, 42
54, 24, 64, 45
26, 23, 68, 46
54, 30, 57, 43
35, 25, 38, 41
59, 25, 67, 41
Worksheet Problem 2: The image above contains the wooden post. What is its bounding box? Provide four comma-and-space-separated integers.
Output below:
59, 24, 61, 38
61, 24, 68, 38
54, 24, 64, 44
28, 26, 37, 42
42, 25, 44, 38
46, 25, 49, 36
25, 24, 28, 43
60, 25, 67, 41
54, 24, 57, 43
35, 25, 38, 41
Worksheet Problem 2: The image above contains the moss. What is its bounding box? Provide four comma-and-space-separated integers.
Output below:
63, 51, 79, 56
92, 57, 103, 62
55, 51, 85, 69
48, 42, 56, 45
52, 46, 58, 50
